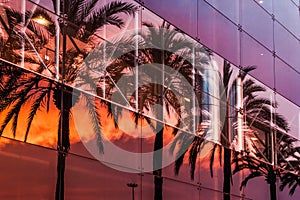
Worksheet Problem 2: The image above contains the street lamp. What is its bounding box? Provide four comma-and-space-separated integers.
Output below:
127, 183, 138, 200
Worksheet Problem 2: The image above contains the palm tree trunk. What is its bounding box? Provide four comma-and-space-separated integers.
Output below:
55, 109, 70, 200
270, 182, 277, 200
56, 149, 66, 200
268, 169, 277, 200
223, 148, 231, 200
56, 2, 68, 198
153, 124, 163, 200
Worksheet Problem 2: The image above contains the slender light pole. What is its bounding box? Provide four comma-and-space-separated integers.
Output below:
127, 183, 138, 200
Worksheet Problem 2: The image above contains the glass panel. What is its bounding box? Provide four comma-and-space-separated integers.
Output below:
68, 1, 141, 117
241, 0, 273, 51
199, 142, 223, 192
32, 0, 55, 12
141, 173, 154, 200
140, 117, 196, 175
275, 93, 300, 140
142, 0, 197, 38
204, 0, 239, 25
0, 137, 57, 199
142, 173, 199, 200
139, 9, 203, 131
255, 0, 273, 15
199, 188, 223, 199
65, 153, 142, 200
163, 178, 198, 199
198, 0, 239, 66
0, 0, 56, 77
278, 176, 300, 199
244, 78, 275, 164
0, 64, 57, 149
274, 21, 300, 71
162, 126, 200, 185
231, 158, 245, 197
231, 194, 250, 200
274, 0, 300, 39
275, 58, 300, 106
241, 32, 274, 88
101, 0, 140, 40
72, 98, 142, 172
61, 15, 105, 101
242, 171, 271, 199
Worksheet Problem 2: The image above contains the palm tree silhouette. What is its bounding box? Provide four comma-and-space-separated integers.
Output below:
233, 131, 295, 200
280, 155, 300, 196
0, 6, 55, 66
91, 22, 209, 200
277, 119, 300, 196
0, 1, 137, 200
174, 59, 290, 200
99, 21, 210, 200
52, 0, 137, 46
230, 66, 290, 200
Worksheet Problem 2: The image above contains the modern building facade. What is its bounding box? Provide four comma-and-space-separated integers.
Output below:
0, 0, 300, 199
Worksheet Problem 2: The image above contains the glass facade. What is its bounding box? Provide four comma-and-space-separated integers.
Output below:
0, 0, 300, 199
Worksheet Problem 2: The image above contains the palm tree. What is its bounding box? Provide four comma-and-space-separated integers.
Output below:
52, 0, 137, 48
232, 131, 295, 200
280, 173, 300, 195
0, 5, 55, 67
280, 155, 300, 196
277, 137, 300, 196
230, 68, 290, 200
174, 60, 290, 200
95, 21, 209, 200
0, 1, 137, 200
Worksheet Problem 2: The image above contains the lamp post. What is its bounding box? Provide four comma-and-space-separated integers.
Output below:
127, 183, 138, 200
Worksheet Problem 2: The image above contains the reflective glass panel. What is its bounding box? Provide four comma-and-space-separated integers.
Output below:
163, 178, 198, 199
199, 188, 223, 199
274, 22, 300, 72
275, 58, 300, 106
142, 0, 197, 38
274, 0, 300, 39
72, 99, 142, 172
241, 0, 273, 51
141, 173, 155, 200
241, 32, 274, 88
0, 0, 56, 77
162, 126, 200, 185
0, 64, 57, 149
198, 0, 239, 66
204, 0, 239, 25
65, 153, 142, 199
254, 0, 273, 15
199, 142, 224, 192
243, 171, 271, 199
275, 93, 300, 140
0, 137, 57, 199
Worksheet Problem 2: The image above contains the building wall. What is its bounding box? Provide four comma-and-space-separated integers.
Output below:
0, 0, 300, 199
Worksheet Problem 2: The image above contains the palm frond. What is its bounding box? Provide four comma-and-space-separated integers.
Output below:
24, 88, 48, 142
209, 143, 218, 177
239, 65, 256, 80
82, 1, 137, 38
240, 171, 263, 190
83, 93, 104, 154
